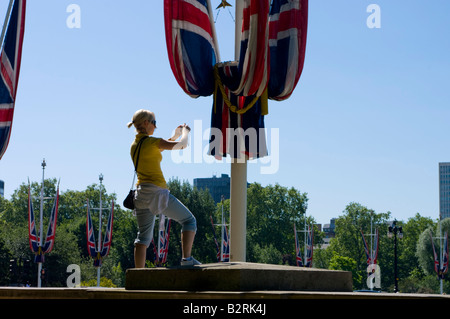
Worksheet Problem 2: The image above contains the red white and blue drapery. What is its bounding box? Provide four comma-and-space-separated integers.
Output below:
0, 0, 26, 160
164, 0, 308, 159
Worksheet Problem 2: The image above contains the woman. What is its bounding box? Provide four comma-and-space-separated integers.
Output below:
127, 109, 200, 267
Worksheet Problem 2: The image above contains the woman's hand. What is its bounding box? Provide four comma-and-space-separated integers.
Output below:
160, 123, 190, 150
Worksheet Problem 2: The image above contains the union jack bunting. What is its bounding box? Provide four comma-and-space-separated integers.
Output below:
210, 215, 221, 262
361, 228, 379, 265
431, 231, 449, 279
160, 217, 171, 264
42, 185, 59, 254
209, 62, 268, 160
221, 223, 230, 262
27, 185, 39, 254
443, 232, 449, 277
235, 0, 270, 97
164, 0, 308, 160
0, 0, 26, 159
86, 201, 97, 258
294, 223, 303, 267
157, 215, 171, 265
27, 182, 59, 263
100, 201, 114, 258
268, 0, 308, 101
86, 200, 114, 267
431, 232, 440, 277
164, 0, 218, 97
304, 225, 313, 267
294, 223, 313, 267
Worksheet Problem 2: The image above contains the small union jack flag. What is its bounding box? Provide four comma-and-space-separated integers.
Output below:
0, 0, 26, 159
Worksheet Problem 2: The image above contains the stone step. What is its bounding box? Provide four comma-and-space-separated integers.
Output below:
125, 262, 353, 292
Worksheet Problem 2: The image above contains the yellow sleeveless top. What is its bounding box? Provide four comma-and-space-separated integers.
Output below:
130, 134, 167, 189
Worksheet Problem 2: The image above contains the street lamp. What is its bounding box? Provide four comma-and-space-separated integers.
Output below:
387, 220, 403, 293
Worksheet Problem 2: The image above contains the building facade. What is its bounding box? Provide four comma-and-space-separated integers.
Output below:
193, 174, 231, 204
439, 162, 450, 219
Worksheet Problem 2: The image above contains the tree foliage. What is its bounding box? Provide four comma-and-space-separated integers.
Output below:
0, 178, 447, 294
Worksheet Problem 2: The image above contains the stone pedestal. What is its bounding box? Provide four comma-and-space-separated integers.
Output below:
125, 262, 353, 292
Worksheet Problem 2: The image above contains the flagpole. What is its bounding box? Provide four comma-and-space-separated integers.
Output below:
229, 0, 247, 263
220, 197, 224, 261
0, 0, 14, 49
439, 218, 443, 294
97, 173, 103, 287
37, 159, 46, 288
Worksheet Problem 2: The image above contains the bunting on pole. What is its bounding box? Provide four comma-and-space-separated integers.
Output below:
42, 185, 59, 254
85, 200, 114, 267
431, 232, 440, 277
0, 0, 26, 159
443, 232, 449, 277
361, 228, 379, 265
210, 215, 221, 262
431, 231, 449, 279
158, 215, 172, 264
221, 223, 230, 262
164, 0, 219, 97
86, 201, 98, 260
27, 182, 59, 263
209, 0, 270, 160
27, 184, 39, 254
153, 215, 171, 266
268, 0, 308, 101
294, 223, 313, 267
164, 0, 308, 160
305, 224, 313, 267
294, 223, 303, 267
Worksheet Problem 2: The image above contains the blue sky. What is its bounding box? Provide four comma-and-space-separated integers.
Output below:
0, 0, 449, 225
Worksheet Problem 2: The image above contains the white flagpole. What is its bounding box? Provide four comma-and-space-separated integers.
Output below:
37, 159, 46, 288
0, 0, 14, 50
206, 0, 221, 62
97, 174, 103, 287
229, 0, 247, 263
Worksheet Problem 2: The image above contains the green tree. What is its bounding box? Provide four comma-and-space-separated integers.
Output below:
245, 183, 310, 264
328, 202, 391, 290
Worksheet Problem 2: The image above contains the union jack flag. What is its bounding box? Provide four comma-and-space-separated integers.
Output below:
42, 185, 59, 254
361, 228, 379, 265
0, 0, 26, 159
164, 0, 218, 97
304, 225, 313, 267
86, 200, 114, 267
442, 232, 449, 277
100, 201, 114, 258
157, 215, 171, 265
210, 215, 221, 261
86, 201, 97, 258
294, 223, 313, 267
431, 231, 449, 279
294, 223, 303, 267
27, 181, 59, 263
268, 0, 308, 101
236, 0, 270, 97
221, 223, 230, 262
27, 184, 39, 253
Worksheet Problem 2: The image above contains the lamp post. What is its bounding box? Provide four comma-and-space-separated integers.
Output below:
387, 220, 403, 293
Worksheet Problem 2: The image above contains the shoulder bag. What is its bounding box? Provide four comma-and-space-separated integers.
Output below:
123, 136, 148, 209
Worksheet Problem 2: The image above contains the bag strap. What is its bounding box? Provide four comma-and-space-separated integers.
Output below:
130, 136, 148, 189
133, 136, 148, 172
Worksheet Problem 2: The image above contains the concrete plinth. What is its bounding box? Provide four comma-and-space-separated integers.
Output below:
125, 262, 353, 292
